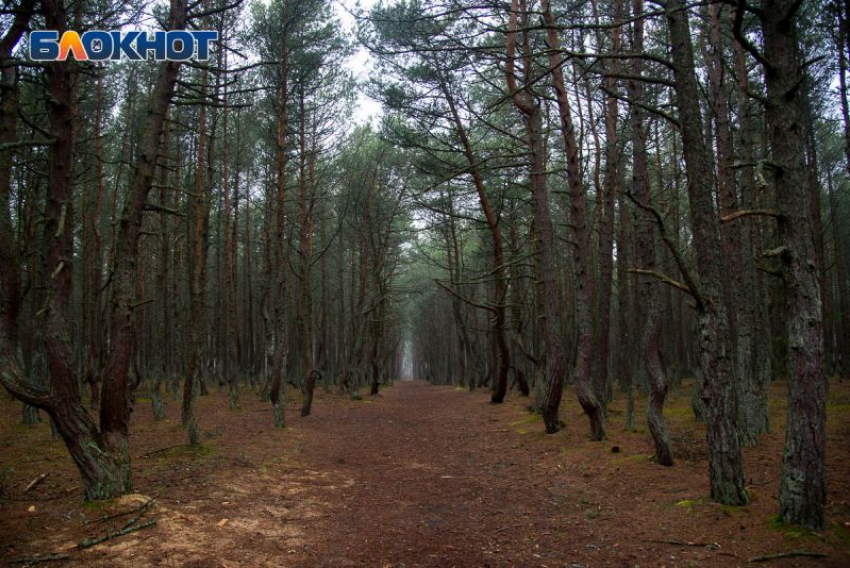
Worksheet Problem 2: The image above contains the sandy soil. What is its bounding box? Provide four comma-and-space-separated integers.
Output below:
1, 378, 848, 567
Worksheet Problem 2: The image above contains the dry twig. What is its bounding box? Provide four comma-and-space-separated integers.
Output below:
749, 551, 828, 562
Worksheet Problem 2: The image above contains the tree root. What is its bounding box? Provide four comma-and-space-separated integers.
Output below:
86, 497, 155, 526
78, 499, 157, 549
77, 518, 157, 550
10, 553, 70, 566
749, 551, 828, 562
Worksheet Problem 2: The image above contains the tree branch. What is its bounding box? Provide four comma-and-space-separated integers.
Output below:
721, 209, 780, 222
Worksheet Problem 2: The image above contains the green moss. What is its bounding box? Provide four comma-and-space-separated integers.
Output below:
510, 413, 542, 428
826, 402, 850, 415
611, 453, 651, 465
721, 504, 749, 517
829, 522, 850, 547
676, 497, 707, 512
767, 515, 818, 539
84, 498, 115, 511
663, 406, 693, 418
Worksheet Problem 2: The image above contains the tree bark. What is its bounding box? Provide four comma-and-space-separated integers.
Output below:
541, 0, 605, 440
629, 0, 672, 465
269, 47, 290, 428
668, 0, 747, 504
759, 0, 827, 530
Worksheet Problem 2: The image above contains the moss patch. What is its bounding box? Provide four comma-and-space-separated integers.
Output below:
663, 406, 693, 418
611, 453, 651, 466
721, 504, 749, 517
826, 402, 850, 415
676, 497, 707, 513
84, 498, 116, 511
767, 515, 818, 539
828, 522, 850, 548
510, 413, 542, 428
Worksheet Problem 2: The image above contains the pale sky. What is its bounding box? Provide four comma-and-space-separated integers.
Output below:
335, 0, 383, 124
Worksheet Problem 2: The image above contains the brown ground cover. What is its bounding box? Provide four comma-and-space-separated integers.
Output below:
1, 379, 849, 567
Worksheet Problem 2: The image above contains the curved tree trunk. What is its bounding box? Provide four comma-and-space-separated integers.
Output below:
440, 81, 511, 404
541, 0, 605, 440
629, 0, 672, 466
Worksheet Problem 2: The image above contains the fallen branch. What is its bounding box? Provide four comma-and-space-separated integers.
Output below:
77, 518, 157, 550
120, 499, 156, 530
749, 551, 828, 562
282, 513, 330, 522
87, 498, 155, 526
24, 473, 48, 493
140, 445, 184, 458
650, 539, 720, 549
10, 553, 70, 565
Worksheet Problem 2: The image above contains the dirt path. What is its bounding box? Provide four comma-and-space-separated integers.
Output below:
2, 380, 849, 567
297, 381, 588, 566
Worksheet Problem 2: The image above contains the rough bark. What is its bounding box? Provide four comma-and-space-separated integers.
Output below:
541, 0, 605, 440
629, 0, 672, 466
269, 48, 290, 428
668, 0, 747, 504
505, 0, 563, 430
758, 0, 827, 530
593, 0, 622, 411
835, 3, 850, 375
439, 79, 511, 405
0, 0, 32, 370
730, 3, 771, 439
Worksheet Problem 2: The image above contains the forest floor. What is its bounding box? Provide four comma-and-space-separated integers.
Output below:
1, 379, 849, 567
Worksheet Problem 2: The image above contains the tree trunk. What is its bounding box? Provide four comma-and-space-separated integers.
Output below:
730, 3, 771, 439
629, 0, 672, 465
541, 0, 605, 440
182, 65, 212, 447
667, 0, 747, 504
592, 0, 622, 411
269, 49, 290, 429
760, 0, 827, 530
440, 80, 511, 404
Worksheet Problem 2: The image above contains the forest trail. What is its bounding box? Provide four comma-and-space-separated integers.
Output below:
2, 381, 849, 566
291, 380, 581, 566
